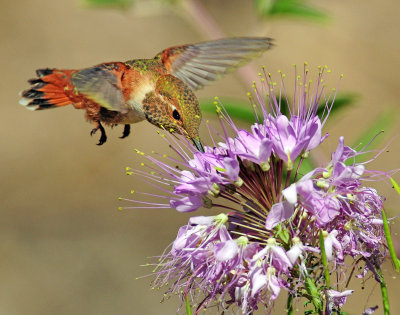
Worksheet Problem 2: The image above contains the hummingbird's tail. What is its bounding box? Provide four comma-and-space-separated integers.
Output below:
19, 68, 78, 110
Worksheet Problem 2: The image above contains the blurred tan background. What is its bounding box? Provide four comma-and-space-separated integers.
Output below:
1, 0, 400, 314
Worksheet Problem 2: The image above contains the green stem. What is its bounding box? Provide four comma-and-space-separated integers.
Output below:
185, 295, 193, 315
287, 292, 294, 314
319, 230, 330, 287
376, 265, 390, 315
381, 208, 400, 272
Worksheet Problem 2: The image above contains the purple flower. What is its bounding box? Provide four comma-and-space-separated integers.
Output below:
170, 194, 204, 212
297, 179, 341, 225
265, 201, 295, 230
122, 65, 393, 314
326, 289, 354, 310
222, 127, 273, 170
264, 114, 322, 169
323, 230, 343, 261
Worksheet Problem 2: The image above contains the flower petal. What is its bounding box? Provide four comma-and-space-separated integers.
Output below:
265, 201, 295, 230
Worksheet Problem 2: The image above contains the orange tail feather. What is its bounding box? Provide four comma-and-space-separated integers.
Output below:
20, 68, 78, 110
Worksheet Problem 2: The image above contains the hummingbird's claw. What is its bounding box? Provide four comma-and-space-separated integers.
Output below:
90, 128, 97, 136
90, 121, 107, 145
120, 124, 131, 139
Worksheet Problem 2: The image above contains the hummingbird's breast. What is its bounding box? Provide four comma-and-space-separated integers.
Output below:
119, 59, 167, 124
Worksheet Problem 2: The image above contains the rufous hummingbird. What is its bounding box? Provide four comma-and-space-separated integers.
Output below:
20, 37, 272, 151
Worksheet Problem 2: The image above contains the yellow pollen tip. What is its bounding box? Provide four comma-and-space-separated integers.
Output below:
140, 163, 145, 166
126, 171, 133, 175
214, 96, 219, 100
118, 197, 122, 201
118, 207, 123, 211
125, 166, 131, 171
130, 190, 135, 194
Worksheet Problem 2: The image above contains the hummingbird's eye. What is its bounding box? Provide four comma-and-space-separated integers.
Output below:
172, 109, 181, 121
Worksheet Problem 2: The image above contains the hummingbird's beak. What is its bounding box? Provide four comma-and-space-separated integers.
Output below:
192, 138, 204, 153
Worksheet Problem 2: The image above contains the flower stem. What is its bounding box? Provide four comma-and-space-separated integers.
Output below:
319, 230, 330, 287
185, 295, 193, 315
381, 208, 400, 273
376, 265, 390, 315
287, 292, 294, 314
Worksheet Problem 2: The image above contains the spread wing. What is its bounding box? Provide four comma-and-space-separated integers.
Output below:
71, 63, 128, 113
156, 37, 273, 90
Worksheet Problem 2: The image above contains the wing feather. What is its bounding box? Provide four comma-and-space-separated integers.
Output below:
71, 63, 128, 113
157, 37, 273, 90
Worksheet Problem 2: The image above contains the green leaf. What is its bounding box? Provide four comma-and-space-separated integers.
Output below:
304, 277, 322, 312
316, 93, 358, 119
319, 230, 330, 287
276, 224, 290, 243
297, 158, 315, 177
201, 99, 255, 122
254, 0, 328, 21
390, 177, 400, 195
382, 207, 400, 273
201, 93, 357, 125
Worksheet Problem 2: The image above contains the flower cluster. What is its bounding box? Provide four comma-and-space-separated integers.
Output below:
123, 65, 393, 314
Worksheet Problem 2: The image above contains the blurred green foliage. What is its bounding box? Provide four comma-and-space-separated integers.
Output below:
83, 0, 135, 9
83, 0, 178, 9
83, 0, 328, 22
200, 93, 357, 123
254, 0, 328, 21
350, 109, 397, 163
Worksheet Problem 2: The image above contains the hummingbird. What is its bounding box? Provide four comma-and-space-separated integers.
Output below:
20, 37, 273, 151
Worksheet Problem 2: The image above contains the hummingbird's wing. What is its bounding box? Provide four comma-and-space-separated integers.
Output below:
71, 63, 128, 113
156, 37, 273, 90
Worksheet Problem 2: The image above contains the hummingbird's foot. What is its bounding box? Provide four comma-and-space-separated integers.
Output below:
90, 121, 107, 145
120, 124, 131, 139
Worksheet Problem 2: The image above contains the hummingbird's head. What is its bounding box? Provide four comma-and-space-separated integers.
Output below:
143, 75, 204, 152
